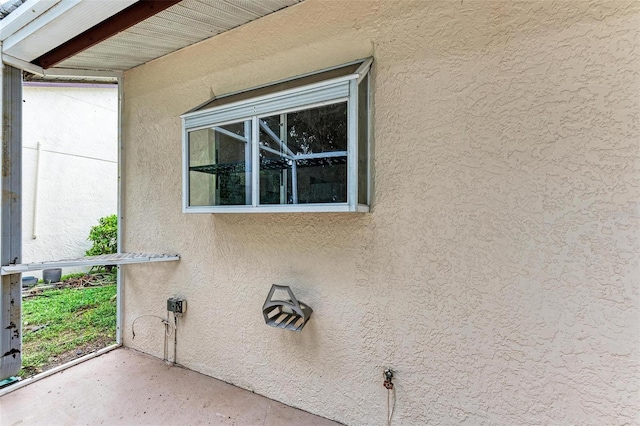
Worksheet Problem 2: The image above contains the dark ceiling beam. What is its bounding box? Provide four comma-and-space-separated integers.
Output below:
33, 0, 182, 69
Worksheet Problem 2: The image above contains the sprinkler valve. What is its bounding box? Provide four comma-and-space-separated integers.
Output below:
383, 368, 394, 389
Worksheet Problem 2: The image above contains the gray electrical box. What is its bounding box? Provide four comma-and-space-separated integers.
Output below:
167, 297, 186, 314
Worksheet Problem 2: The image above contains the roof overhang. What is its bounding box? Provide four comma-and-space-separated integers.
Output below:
0, 0, 303, 82
2, 0, 138, 62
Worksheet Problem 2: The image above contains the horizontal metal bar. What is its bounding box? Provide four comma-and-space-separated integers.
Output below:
147, 256, 180, 263
259, 144, 293, 160
183, 203, 364, 214
2, 53, 45, 76
42, 67, 123, 78
294, 151, 347, 160
212, 126, 247, 143
1, 252, 180, 275
2, 54, 124, 79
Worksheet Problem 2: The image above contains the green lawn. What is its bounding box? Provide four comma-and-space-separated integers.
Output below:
20, 284, 116, 377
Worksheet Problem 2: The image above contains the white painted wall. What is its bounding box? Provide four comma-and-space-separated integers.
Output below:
121, 1, 639, 425
21, 83, 117, 277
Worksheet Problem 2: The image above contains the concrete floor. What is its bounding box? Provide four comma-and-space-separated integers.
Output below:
0, 348, 339, 426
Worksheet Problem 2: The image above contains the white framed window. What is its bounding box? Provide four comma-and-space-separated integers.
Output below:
181, 58, 372, 213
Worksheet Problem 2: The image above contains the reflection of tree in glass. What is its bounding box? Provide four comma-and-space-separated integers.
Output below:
259, 116, 282, 153
258, 103, 348, 205
262, 115, 280, 133
287, 103, 347, 154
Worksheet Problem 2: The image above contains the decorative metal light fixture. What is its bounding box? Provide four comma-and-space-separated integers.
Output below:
262, 285, 313, 331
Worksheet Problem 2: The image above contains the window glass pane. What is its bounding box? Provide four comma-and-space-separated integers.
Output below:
258, 114, 291, 204
358, 74, 369, 205
189, 121, 251, 206
259, 102, 347, 204
287, 103, 347, 153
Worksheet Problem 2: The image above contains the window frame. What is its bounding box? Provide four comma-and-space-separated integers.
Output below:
181, 58, 372, 213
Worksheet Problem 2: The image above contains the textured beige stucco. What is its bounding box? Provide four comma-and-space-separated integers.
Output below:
121, 1, 640, 424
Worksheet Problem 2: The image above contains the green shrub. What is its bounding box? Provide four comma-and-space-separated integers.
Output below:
86, 215, 117, 256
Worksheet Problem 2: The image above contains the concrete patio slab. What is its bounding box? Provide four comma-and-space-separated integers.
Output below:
0, 348, 340, 425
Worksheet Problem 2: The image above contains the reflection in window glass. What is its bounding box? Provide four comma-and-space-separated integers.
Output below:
189, 121, 251, 206
259, 102, 348, 204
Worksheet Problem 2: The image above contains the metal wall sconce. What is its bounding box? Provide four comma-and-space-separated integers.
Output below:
262, 285, 313, 331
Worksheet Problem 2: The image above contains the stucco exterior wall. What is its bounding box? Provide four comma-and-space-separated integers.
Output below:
121, 1, 639, 424
22, 83, 117, 276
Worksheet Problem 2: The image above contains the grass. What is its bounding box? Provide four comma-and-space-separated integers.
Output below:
60, 272, 90, 281
20, 284, 116, 378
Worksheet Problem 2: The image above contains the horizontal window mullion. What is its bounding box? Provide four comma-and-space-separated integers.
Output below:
294, 151, 347, 160
260, 145, 294, 160
184, 203, 354, 214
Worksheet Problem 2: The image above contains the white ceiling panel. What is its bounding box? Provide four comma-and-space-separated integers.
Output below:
130, 20, 212, 43
3, 0, 137, 61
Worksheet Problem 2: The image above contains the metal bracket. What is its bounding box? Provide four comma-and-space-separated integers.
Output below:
262, 285, 313, 332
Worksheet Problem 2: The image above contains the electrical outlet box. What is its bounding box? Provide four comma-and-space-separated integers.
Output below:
167, 297, 186, 314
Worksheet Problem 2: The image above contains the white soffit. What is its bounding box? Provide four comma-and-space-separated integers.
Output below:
0, 0, 58, 41
2, 0, 137, 62
55, 0, 303, 71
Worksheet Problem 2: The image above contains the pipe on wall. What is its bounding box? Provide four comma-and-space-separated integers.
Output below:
31, 141, 41, 239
